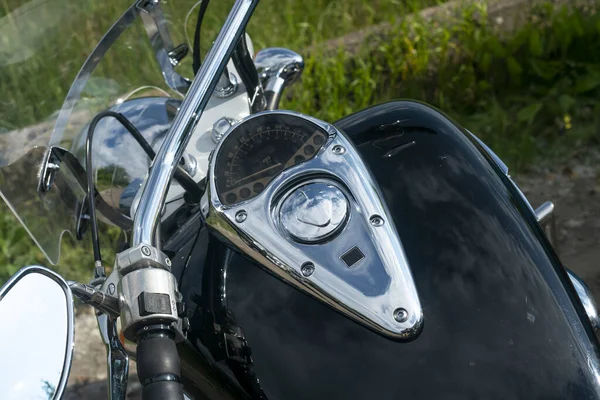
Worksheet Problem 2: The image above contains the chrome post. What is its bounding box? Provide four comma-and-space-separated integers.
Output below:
132, 0, 260, 248
213, 66, 239, 98
254, 48, 304, 109
535, 201, 558, 255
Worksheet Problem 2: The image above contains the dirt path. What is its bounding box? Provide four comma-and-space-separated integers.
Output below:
63, 153, 600, 399
515, 151, 600, 296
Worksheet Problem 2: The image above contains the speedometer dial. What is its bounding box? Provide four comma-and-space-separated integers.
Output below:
214, 113, 329, 206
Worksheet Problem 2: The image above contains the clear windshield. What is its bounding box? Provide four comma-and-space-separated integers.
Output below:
0, 0, 197, 264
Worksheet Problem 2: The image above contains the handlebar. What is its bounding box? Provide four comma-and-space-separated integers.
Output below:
136, 328, 183, 400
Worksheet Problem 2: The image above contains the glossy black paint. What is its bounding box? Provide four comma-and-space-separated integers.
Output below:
177, 101, 600, 399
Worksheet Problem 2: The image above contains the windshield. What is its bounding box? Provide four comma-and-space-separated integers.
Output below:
0, 0, 195, 264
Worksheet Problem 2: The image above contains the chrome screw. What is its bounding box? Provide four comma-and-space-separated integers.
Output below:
141, 246, 152, 256
393, 308, 409, 323
235, 210, 247, 223
108, 283, 116, 296
301, 262, 315, 277
370, 215, 384, 227
165, 257, 172, 267
332, 145, 346, 155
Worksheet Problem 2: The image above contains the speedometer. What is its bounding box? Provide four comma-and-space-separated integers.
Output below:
214, 113, 329, 206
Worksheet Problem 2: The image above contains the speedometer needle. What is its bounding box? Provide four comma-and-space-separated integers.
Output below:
237, 163, 282, 184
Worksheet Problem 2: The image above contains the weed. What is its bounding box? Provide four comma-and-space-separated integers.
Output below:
0, 0, 599, 282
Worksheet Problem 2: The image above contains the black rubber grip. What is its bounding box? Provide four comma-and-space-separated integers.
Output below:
137, 334, 183, 400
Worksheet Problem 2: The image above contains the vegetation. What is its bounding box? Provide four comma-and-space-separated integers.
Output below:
0, 0, 599, 284
286, 1, 600, 168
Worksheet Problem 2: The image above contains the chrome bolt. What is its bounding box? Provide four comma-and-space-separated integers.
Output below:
235, 210, 247, 223
165, 257, 172, 267
108, 283, 116, 295
332, 145, 346, 155
301, 262, 315, 277
393, 308, 409, 323
370, 215, 384, 227
141, 246, 152, 256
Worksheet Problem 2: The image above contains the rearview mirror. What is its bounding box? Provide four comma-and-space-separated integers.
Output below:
0, 266, 74, 399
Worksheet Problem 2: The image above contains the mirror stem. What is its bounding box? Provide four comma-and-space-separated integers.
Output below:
68, 281, 121, 318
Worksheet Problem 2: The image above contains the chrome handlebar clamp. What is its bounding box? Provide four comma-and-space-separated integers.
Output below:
116, 244, 185, 342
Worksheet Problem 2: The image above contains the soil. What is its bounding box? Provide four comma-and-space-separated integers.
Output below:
61, 150, 600, 399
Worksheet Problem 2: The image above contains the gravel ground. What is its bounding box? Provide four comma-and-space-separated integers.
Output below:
62, 153, 600, 399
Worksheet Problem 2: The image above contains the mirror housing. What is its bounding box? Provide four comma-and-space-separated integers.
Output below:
0, 266, 75, 399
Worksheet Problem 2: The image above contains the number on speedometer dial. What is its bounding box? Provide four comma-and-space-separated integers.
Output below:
214, 113, 328, 206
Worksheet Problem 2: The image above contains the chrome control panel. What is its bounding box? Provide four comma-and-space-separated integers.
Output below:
203, 110, 423, 339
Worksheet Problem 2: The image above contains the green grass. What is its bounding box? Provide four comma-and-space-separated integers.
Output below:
0, 0, 599, 284
285, 2, 600, 169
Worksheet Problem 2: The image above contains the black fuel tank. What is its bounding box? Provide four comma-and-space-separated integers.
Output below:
181, 101, 600, 399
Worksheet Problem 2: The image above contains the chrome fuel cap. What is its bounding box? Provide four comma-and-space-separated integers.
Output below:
279, 181, 349, 243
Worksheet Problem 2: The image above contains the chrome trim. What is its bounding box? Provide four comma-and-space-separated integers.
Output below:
567, 268, 600, 332
69, 281, 121, 318
535, 201, 554, 225
211, 116, 236, 144
98, 314, 129, 400
535, 201, 559, 255
204, 110, 423, 339
168, 44, 189, 67
0, 265, 75, 400
139, 0, 192, 96
180, 152, 199, 178
279, 180, 349, 243
254, 47, 304, 109
99, 269, 129, 400
214, 66, 239, 98
132, 0, 259, 247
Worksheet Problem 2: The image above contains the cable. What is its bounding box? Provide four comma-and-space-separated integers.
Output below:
192, 0, 211, 75
86, 112, 110, 275
85, 111, 203, 277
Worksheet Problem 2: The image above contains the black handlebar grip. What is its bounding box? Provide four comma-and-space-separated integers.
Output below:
137, 333, 184, 400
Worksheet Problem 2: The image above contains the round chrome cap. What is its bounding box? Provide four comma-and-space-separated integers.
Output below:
279, 181, 349, 243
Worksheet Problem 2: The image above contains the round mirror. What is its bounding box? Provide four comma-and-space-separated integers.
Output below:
0, 266, 74, 400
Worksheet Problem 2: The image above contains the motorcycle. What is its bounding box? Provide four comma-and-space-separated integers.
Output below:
1, 0, 600, 399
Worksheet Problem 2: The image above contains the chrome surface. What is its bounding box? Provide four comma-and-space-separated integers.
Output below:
535, 201, 559, 253
214, 67, 239, 98
211, 117, 235, 143
98, 314, 129, 400
279, 180, 349, 243
69, 281, 121, 318
99, 270, 129, 400
118, 268, 179, 340
535, 201, 555, 225
139, 0, 191, 95
168, 44, 189, 67
180, 152, 198, 178
254, 47, 305, 109
0, 265, 74, 400
205, 110, 423, 339
132, 0, 260, 247
117, 244, 179, 340
567, 268, 600, 331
